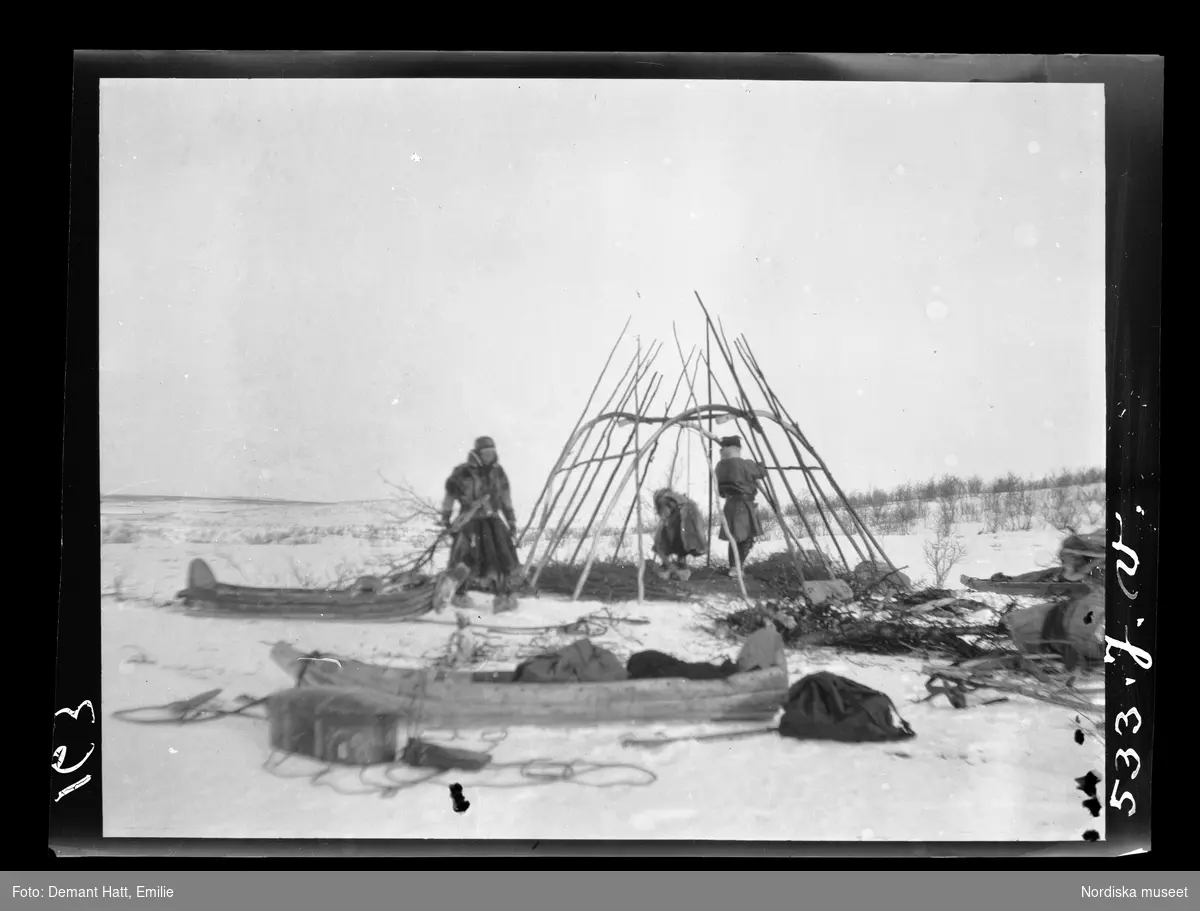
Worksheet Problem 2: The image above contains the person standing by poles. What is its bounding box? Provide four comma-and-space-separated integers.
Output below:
440, 436, 523, 613
714, 435, 767, 579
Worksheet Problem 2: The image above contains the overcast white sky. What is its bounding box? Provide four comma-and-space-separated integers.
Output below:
99, 78, 1105, 505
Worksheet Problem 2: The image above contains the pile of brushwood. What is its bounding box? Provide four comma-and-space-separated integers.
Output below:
708, 588, 1014, 661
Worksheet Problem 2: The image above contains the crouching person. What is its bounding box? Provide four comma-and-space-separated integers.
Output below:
651, 488, 707, 580
440, 435, 522, 613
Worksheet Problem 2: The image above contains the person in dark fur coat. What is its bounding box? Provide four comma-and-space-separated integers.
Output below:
651, 488, 707, 580
440, 436, 522, 612
714, 435, 768, 577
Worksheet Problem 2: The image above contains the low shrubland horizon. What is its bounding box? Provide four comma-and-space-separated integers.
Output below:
101, 466, 1105, 548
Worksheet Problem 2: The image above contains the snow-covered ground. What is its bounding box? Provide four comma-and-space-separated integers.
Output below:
100, 496, 1105, 841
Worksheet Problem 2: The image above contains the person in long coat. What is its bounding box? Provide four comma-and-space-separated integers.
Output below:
714, 435, 768, 577
651, 487, 708, 580
440, 436, 522, 612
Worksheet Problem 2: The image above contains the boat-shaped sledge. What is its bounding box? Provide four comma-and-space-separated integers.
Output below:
270, 641, 789, 728
959, 573, 1093, 598
175, 558, 443, 621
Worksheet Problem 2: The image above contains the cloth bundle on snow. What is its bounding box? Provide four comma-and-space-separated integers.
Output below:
736, 625, 788, 673
625, 626, 786, 681
1007, 587, 1105, 669
626, 651, 738, 681
778, 672, 916, 743
512, 638, 628, 684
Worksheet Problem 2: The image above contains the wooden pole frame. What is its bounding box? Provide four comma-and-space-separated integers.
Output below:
517, 316, 631, 546
524, 344, 657, 583
633, 337, 646, 604
519, 342, 644, 555
739, 335, 898, 573
528, 350, 662, 588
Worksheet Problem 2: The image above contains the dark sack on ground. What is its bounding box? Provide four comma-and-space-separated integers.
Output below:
778, 672, 916, 743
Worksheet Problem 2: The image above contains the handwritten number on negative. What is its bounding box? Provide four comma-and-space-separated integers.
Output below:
52, 700, 96, 802
51, 743, 95, 775
1109, 780, 1136, 817
1114, 708, 1142, 736
1114, 749, 1141, 781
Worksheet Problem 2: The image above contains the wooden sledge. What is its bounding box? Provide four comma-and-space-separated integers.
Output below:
959, 574, 1093, 598
174, 558, 445, 621
270, 642, 789, 728
919, 657, 1103, 713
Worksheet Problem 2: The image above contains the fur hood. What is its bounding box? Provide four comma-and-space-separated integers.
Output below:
653, 488, 695, 513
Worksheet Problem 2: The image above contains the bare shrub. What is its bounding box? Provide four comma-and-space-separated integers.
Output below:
958, 498, 983, 523
991, 472, 1024, 495
866, 488, 890, 527
1005, 480, 1038, 531
923, 529, 969, 588
980, 491, 1007, 533
1046, 484, 1080, 530
965, 474, 985, 495
936, 473, 963, 499
934, 499, 957, 537
889, 501, 922, 535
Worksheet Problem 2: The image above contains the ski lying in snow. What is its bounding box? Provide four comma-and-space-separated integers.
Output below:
620, 726, 778, 749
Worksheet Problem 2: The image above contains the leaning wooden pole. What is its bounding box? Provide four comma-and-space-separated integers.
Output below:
697, 294, 826, 573
705, 319, 714, 567
633, 338, 646, 604
701, 354, 829, 577
731, 335, 861, 572
739, 335, 870, 568
740, 335, 898, 573
529, 348, 661, 587
521, 344, 643, 561
700, 354, 807, 581
518, 315, 631, 546
610, 354, 694, 562
671, 324, 752, 602
526, 355, 647, 580
571, 371, 663, 565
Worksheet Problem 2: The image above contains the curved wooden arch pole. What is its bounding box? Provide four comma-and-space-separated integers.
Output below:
572, 411, 750, 603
